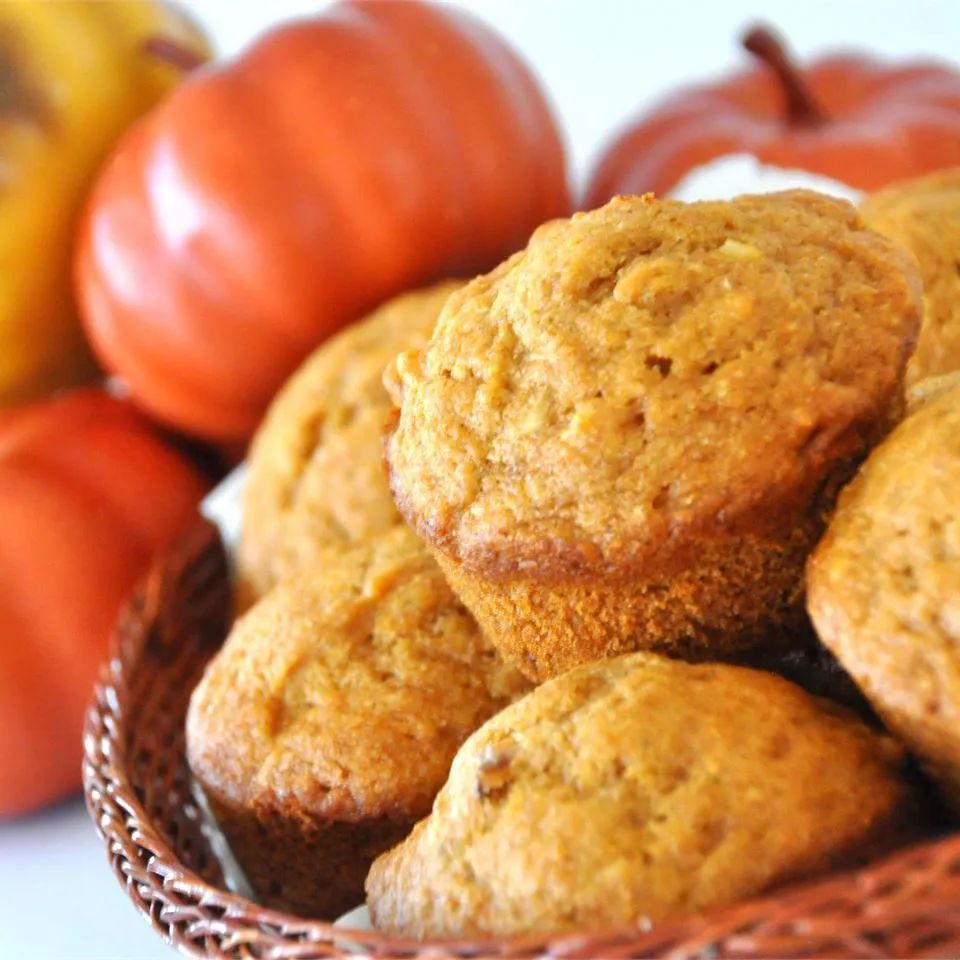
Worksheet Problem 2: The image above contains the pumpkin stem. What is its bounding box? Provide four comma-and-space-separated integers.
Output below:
742, 25, 827, 127
143, 36, 205, 72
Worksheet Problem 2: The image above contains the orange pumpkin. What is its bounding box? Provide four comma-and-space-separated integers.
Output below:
76, 1, 570, 443
0, 388, 208, 818
587, 25, 960, 207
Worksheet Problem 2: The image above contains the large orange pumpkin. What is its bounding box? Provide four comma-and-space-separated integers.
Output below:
76, 1, 570, 443
587, 25, 960, 207
0, 388, 208, 818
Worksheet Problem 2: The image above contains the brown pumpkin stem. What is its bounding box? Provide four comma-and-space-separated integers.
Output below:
742, 25, 827, 127
143, 36, 206, 72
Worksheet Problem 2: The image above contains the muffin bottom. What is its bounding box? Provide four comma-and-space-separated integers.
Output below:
434, 530, 818, 683
207, 793, 413, 919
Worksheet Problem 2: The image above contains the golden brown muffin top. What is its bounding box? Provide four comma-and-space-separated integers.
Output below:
862, 168, 960, 386
239, 281, 461, 597
187, 526, 529, 821
386, 192, 920, 580
367, 652, 912, 939
808, 381, 960, 796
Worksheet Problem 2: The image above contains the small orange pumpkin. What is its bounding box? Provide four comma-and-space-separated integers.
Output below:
0, 388, 208, 818
76, 1, 570, 442
587, 25, 960, 206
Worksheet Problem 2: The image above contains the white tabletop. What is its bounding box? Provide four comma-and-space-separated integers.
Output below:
0, 798, 171, 960
4, 2, 960, 958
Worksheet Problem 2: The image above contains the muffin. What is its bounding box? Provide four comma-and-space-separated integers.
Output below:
808, 380, 960, 810
862, 168, 960, 386
238, 281, 461, 598
385, 191, 921, 681
367, 652, 915, 938
187, 526, 529, 918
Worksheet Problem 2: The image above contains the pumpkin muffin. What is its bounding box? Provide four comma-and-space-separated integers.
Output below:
187, 525, 529, 918
862, 168, 960, 386
385, 191, 921, 681
367, 652, 915, 938
808, 380, 960, 810
238, 281, 461, 599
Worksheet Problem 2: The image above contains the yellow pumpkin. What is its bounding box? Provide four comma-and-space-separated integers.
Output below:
0, 1, 210, 406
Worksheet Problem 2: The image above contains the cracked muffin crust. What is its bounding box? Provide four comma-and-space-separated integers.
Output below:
186, 525, 529, 918
862, 168, 960, 386
808, 381, 960, 811
385, 191, 922, 680
366, 652, 915, 938
238, 281, 461, 599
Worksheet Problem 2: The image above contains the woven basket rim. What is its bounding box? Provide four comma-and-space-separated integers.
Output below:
82, 516, 960, 959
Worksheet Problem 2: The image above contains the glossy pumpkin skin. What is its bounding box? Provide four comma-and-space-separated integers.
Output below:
0, 1, 210, 408
587, 41, 960, 207
0, 389, 208, 818
76, 1, 570, 442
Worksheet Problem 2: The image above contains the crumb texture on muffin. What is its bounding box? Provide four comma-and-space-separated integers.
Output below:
432, 530, 821, 680
862, 167, 960, 386
239, 281, 460, 597
367, 653, 913, 938
387, 191, 920, 578
808, 381, 960, 809
187, 525, 528, 917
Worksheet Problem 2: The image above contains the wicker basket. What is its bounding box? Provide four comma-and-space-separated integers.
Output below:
83, 517, 960, 959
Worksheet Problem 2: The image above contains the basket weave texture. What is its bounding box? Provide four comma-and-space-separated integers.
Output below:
83, 517, 960, 959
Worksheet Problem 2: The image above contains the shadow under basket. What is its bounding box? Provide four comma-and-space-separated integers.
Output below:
83, 517, 960, 959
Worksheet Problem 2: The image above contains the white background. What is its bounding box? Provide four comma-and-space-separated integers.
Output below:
2, 2, 960, 958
